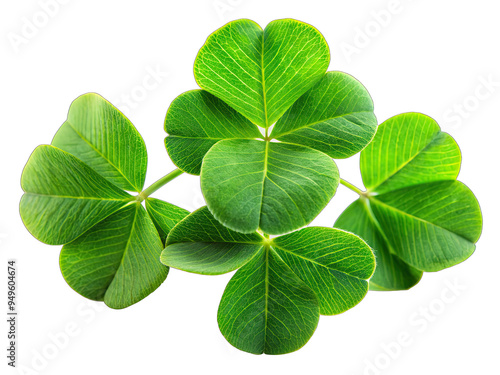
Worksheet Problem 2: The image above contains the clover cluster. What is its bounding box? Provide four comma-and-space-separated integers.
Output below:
20, 19, 482, 355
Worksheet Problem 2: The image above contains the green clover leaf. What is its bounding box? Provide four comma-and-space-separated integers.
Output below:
161, 206, 264, 275
52, 93, 148, 192
60, 202, 166, 309
218, 247, 319, 355
145, 197, 190, 245
270, 71, 377, 158
272, 227, 375, 315
21, 93, 189, 308
335, 113, 482, 290
201, 140, 339, 234
161, 207, 375, 354
194, 19, 330, 128
18, 18, 485, 356
335, 200, 423, 291
165, 19, 377, 235
20, 145, 134, 245
164, 90, 262, 175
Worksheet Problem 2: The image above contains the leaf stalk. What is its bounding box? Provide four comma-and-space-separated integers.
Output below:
138, 168, 184, 201
339, 179, 366, 196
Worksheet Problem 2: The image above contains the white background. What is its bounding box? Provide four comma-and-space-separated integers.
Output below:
1, 0, 499, 374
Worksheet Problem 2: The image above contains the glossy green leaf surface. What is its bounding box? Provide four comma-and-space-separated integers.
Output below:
166, 20, 378, 235
201, 139, 339, 235
145, 198, 190, 245
361, 113, 461, 194
335, 200, 422, 291
52, 93, 147, 192
60, 202, 168, 309
164, 90, 262, 175
194, 19, 330, 128
18, 15, 486, 356
369, 181, 482, 272
20, 145, 133, 245
271, 72, 377, 158
161, 207, 263, 275
21, 94, 191, 308
162, 208, 375, 353
272, 227, 375, 315
218, 246, 319, 354
336, 113, 482, 288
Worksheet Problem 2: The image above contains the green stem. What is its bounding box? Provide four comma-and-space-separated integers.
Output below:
138, 169, 183, 201
339, 178, 365, 196
360, 198, 395, 253
264, 126, 270, 141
